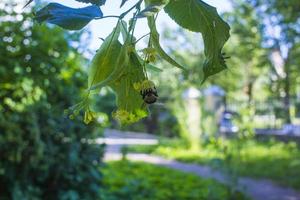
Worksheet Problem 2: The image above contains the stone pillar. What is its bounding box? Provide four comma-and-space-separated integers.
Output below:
203, 86, 225, 137
182, 88, 201, 149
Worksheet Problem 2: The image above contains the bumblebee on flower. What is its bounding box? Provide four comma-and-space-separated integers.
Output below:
134, 80, 158, 104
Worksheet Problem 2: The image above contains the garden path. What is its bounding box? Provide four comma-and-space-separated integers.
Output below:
99, 129, 300, 200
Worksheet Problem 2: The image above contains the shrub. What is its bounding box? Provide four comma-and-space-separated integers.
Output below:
102, 161, 249, 200
0, 3, 104, 199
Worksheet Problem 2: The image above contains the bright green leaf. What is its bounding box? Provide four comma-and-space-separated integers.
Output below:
136, 52, 163, 73
146, 63, 163, 73
147, 17, 186, 70
109, 51, 148, 124
120, 20, 129, 43
88, 22, 128, 90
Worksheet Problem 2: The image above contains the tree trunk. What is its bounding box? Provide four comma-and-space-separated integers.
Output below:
245, 81, 253, 108
283, 63, 291, 124
144, 110, 158, 134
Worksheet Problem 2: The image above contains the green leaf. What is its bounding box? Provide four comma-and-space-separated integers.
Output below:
164, 0, 230, 81
88, 21, 128, 90
147, 17, 186, 70
140, 0, 170, 18
75, 0, 106, 6
145, 0, 169, 5
35, 3, 103, 31
86, 22, 150, 124
120, 20, 129, 43
109, 51, 148, 124
137, 4, 165, 18
136, 52, 163, 73
146, 63, 163, 73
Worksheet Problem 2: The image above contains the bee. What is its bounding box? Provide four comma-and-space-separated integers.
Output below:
140, 87, 158, 104
134, 80, 158, 105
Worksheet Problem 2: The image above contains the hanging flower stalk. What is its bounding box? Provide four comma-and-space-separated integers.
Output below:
26, 0, 230, 124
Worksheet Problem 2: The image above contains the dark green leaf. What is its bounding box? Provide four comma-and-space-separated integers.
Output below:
35, 3, 103, 30
164, 0, 230, 81
75, 0, 106, 6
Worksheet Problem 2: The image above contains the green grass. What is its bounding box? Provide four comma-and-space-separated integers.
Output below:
128, 138, 300, 190
102, 161, 249, 200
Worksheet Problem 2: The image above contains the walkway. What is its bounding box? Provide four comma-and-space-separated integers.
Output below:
99, 129, 300, 200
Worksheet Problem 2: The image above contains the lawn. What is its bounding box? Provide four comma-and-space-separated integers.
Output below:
101, 161, 249, 200
127, 138, 300, 190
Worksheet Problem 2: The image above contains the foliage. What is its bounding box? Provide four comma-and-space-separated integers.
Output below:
102, 161, 249, 200
246, 0, 300, 123
28, 0, 230, 124
114, 105, 181, 137
164, 0, 230, 82
220, 0, 269, 103
0, 4, 104, 199
128, 138, 300, 190
35, 3, 103, 30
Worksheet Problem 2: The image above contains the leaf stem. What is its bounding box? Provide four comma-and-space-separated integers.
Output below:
134, 33, 150, 45
120, 0, 143, 19
95, 15, 120, 20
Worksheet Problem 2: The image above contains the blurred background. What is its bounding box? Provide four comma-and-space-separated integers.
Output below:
1, 0, 300, 199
